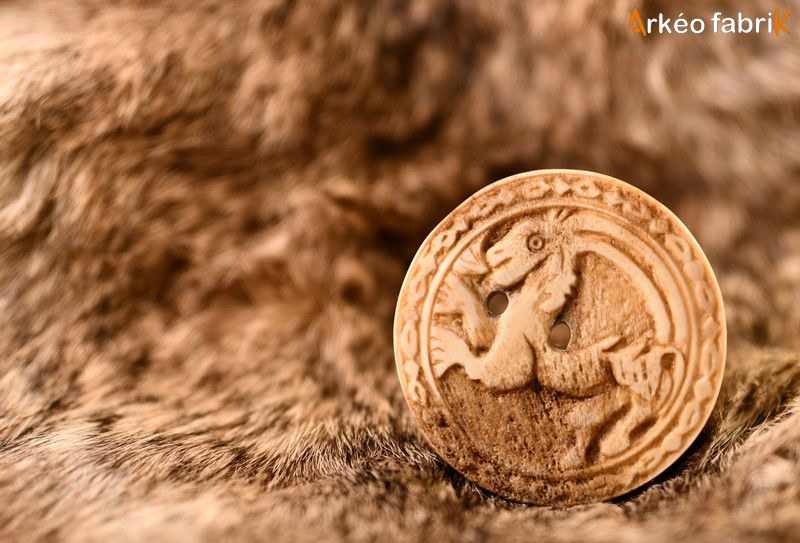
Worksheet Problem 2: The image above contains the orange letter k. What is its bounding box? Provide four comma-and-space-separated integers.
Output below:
775, 8, 790, 35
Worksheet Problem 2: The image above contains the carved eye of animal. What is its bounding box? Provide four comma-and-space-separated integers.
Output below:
527, 234, 544, 251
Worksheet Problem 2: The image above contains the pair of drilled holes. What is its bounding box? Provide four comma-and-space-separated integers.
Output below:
485, 291, 571, 350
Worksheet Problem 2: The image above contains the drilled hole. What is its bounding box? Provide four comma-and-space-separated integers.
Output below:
549, 321, 571, 349
486, 291, 509, 317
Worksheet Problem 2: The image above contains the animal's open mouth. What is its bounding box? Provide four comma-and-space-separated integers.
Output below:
487, 255, 511, 268
489, 256, 548, 290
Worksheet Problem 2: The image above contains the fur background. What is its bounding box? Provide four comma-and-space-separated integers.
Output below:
1, 0, 799, 540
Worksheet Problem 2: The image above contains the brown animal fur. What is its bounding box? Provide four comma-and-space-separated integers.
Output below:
0, 0, 799, 540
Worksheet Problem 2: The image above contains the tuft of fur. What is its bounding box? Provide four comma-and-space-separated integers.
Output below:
0, 0, 799, 540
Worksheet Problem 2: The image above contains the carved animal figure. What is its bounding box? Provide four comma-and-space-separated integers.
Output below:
431, 208, 680, 462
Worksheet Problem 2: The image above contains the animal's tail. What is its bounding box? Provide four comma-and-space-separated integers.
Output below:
654, 346, 685, 411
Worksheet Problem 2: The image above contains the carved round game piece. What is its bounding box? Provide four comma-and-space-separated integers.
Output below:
394, 170, 726, 505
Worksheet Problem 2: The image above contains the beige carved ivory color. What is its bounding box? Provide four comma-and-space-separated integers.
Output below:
393, 170, 726, 505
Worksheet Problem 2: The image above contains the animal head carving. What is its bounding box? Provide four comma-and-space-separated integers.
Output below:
485, 208, 574, 288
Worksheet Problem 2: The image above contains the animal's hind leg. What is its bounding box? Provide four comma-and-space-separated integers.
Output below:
598, 394, 655, 457
560, 388, 628, 468
598, 376, 672, 457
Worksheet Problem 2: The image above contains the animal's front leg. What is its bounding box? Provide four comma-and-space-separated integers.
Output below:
437, 275, 494, 351
430, 327, 483, 380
